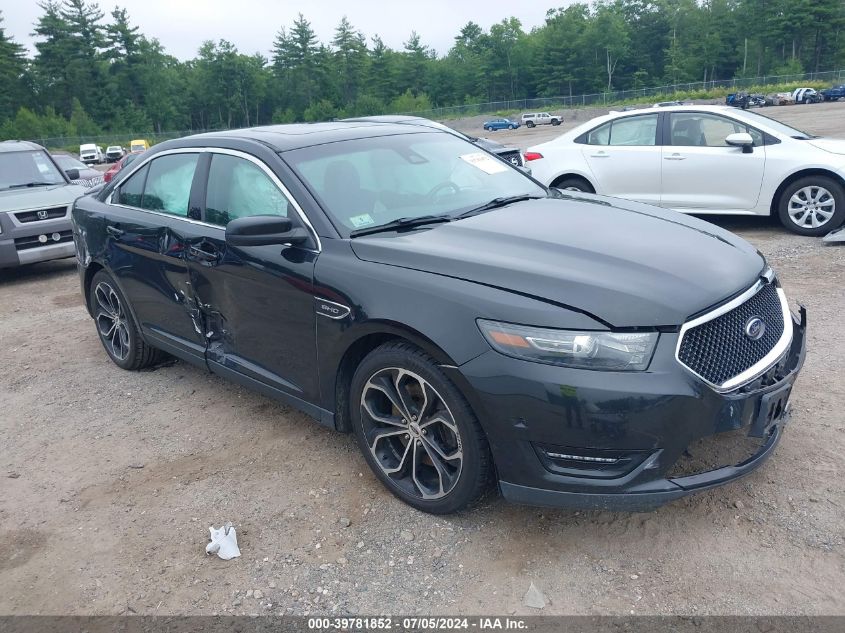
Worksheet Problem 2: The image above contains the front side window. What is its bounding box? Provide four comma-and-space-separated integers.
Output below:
286, 132, 545, 236
141, 153, 199, 216
669, 113, 762, 147
205, 154, 291, 227
0, 150, 66, 190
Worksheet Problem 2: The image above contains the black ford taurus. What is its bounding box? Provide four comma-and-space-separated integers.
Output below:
71, 121, 806, 514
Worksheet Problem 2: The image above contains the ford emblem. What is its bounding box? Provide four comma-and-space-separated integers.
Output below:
744, 316, 766, 340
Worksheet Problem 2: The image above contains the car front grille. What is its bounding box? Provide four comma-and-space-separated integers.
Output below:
667, 427, 769, 479
14, 206, 69, 223
14, 230, 74, 251
497, 150, 523, 167
677, 281, 787, 389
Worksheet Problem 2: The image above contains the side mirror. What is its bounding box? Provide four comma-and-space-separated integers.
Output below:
725, 132, 754, 153
225, 215, 310, 247
65, 168, 80, 180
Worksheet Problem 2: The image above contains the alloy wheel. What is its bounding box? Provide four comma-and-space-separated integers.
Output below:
360, 367, 463, 500
788, 185, 836, 229
94, 281, 130, 361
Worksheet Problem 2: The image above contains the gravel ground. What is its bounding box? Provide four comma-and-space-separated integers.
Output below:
1, 104, 844, 617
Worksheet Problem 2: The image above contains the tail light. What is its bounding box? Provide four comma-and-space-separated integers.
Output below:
523, 152, 543, 162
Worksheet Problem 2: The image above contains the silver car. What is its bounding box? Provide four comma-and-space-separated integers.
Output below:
0, 141, 86, 268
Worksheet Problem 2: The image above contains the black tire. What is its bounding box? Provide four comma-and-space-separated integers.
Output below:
552, 176, 595, 193
777, 175, 845, 236
89, 270, 164, 370
526, 121, 535, 128
350, 341, 493, 514
551, 119, 561, 126
509, 124, 515, 130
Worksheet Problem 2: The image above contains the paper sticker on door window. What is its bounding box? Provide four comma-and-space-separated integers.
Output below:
349, 213, 375, 228
459, 152, 508, 175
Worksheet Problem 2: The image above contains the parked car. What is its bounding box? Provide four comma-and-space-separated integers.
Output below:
342, 115, 527, 170
105, 145, 125, 162
525, 104, 845, 236
51, 153, 104, 188
521, 112, 562, 128
0, 140, 85, 268
726, 92, 766, 109
792, 87, 821, 104
72, 121, 805, 513
79, 143, 105, 165
103, 151, 144, 183
821, 85, 845, 101
770, 92, 795, 105
483, 118, 519, 131
129, 139, 149, 153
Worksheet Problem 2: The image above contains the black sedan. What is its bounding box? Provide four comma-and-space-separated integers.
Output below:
71, 122, 806, 514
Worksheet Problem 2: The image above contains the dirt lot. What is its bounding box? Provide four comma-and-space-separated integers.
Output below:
1, 104, 844, 617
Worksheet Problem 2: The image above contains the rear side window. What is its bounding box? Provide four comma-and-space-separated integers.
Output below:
608, 114, 658, 146
205, 154, 291, 227
141, 154, 199, 216
586, 122, 611, 145
116, 164, 149, 207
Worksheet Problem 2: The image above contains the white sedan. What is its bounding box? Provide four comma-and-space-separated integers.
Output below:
526, 105, 845, 236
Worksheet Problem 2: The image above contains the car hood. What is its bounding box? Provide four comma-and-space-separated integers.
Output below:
0, 183, 87, 210
350, 196, 765, 327
806, 138, 845, 156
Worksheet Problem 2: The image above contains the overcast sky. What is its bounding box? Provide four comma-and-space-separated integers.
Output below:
2, 0, 569, 60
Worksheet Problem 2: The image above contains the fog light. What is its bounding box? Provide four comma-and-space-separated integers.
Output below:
544, 451, 619, 464
38, 234, 48, 243
52, 232, 61, 242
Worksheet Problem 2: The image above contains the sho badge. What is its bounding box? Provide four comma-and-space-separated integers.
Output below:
315, 298, 351, 320
744, 316, 766, 341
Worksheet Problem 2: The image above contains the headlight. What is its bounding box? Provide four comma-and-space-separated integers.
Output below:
477, 320, 658, 371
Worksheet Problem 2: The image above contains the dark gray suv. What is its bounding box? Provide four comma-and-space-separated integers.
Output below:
0, 140, 85, 268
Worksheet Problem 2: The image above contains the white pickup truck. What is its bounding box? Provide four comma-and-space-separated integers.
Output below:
79, 143, 104, 165
521, 112, 563, 128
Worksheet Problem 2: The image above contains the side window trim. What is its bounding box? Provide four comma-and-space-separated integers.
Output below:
106, 147, 321, 251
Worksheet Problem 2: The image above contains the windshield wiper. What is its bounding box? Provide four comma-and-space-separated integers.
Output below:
453, 194, 545, 220
7, 181, 57, 189
349, 214, 452, 238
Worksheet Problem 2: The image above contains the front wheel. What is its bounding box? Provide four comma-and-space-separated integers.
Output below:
551, 119, 561, 126
509, 124, 515, 130
350, 342, 493, 514
777, 176, 845, 236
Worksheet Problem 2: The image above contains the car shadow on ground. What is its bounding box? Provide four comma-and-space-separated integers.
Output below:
0, 258, 77, 285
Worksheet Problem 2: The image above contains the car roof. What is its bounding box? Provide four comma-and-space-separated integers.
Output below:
0, 140, 44, 153
180, 121, 433, 152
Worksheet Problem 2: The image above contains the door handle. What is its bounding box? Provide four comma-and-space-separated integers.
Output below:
664, 154, 686, 160
189, 243, 220, 263
590, 152, 609, 158
106, 225, 124, 237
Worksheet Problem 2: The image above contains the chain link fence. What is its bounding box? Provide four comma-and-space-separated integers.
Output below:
31, 69, 845, 149
401, 69, 845, 119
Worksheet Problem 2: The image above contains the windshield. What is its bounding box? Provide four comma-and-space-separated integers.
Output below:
130, 143, 145, 151
737, 110, 816, 139
0, 150, 66, 190
284, 132, 545, 236
53, 154, 87, 170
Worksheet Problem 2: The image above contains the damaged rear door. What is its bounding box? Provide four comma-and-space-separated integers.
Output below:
105, 150, 207, 360
183, 149, 321, 409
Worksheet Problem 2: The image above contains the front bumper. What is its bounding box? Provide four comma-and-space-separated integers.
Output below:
455, 307, 807, 511
0, 211, 76, 269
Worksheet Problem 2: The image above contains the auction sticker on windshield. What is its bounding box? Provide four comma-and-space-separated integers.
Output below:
349, 213, 375, 228
459, 152, 508, 175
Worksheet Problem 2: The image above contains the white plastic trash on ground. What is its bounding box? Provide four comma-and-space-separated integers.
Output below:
206, 523, 241, 560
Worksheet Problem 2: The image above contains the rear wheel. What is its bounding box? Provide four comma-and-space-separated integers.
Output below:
350, 342, 493, 514
552, 176, 595, 193
777, 176, 845, 236
89, 270, 164, 370
526, 121, 535, 128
